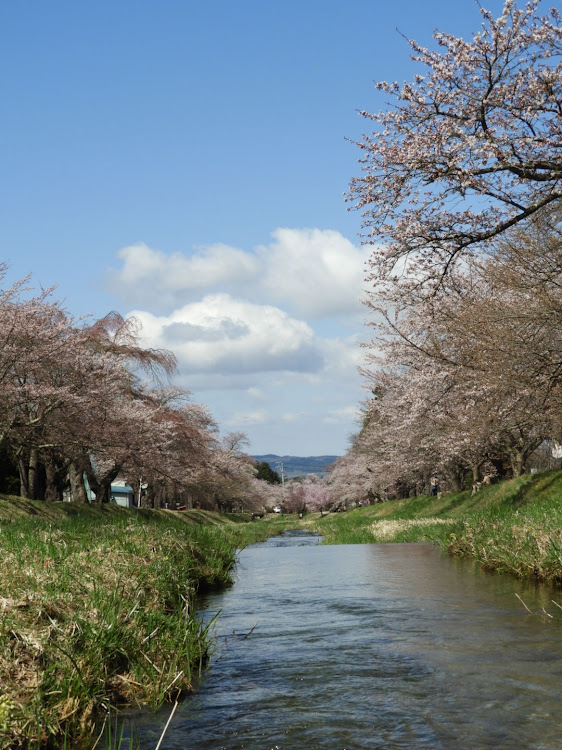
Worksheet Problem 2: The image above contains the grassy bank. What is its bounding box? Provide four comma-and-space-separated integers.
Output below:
312, 470, 562, 585
0, 498, 291, 749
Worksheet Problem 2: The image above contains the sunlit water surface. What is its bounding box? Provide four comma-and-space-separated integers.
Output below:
128, 531, 562, 749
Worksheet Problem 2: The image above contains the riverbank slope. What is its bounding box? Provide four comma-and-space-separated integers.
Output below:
0, 498, 293, 748
313, 469, 562, 585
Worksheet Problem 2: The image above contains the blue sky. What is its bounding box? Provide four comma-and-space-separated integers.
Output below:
1, 0, 506, 456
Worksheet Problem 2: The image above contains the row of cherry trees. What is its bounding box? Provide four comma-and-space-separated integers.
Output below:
332, 208, 562, 501
330, 1, 562, 503
0, 267, 269, 510
275, 476, 332, 514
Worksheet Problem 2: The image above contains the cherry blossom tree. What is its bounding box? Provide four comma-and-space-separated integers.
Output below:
122, 390, 218, 509
0, 278, 83, 497
281, 482, 307, 514
342, 3, 562, 499
0, 267, 307, 513
188, 431, 267, 513
0, 269, 247, 507
0, 296, 181, 501
355, 220, 562, 496
349, 0, 562, 295
300, 478, 332, 513
327, 450, 381, 507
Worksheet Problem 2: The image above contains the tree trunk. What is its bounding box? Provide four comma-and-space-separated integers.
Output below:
69, 461, 89, 503
96, 481, 111, 504
509, 450, 525, 477
28, 448, 39, 500
443, 463, 464, 492
130, 478, 140, 508
44, 453, 65, 502
87, 466, 120, 505
156, 485, 167, 509
18, 454, 30, 499
506, 433, 542, 478
138, 483, 149, 508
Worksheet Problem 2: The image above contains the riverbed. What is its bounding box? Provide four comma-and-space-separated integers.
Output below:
129, 532, 562, 749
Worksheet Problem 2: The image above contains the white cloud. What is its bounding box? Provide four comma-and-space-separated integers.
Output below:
128, 294, 323, 375
174, 372, 258, 392
321, 336, 366, 377
108, 229, 369, 319
258, 228, 369, 318
107, 228, 371, 455
247, 387, 267, 401
109, 242, 260, 308
281, 412, 304, 423
228, 409, 270, 425
323, 406, 362, 424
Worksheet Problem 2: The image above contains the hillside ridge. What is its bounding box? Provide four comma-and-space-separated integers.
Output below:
252, 454, 339, 478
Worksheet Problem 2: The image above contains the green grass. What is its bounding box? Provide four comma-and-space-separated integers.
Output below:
311, 471, 562, 585
0, 501, 295, 748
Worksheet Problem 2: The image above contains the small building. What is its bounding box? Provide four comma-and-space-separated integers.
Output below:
110, 479, 136, 508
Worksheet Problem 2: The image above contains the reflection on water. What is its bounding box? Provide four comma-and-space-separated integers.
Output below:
130, 535, 562, 749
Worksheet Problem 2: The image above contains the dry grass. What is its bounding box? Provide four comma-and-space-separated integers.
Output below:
370, 518, 455, 541
0, 501, 280, 748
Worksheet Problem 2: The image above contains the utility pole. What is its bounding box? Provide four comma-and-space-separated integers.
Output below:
275, 461, 285, 487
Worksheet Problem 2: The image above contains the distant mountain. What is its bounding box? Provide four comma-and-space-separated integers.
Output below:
252, 454, 339, 478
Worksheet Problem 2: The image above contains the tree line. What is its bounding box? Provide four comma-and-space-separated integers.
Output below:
0, 268, 270, 511
329, 0, 562, 503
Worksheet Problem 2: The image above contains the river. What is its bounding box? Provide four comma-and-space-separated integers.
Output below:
128, 531, 562, 749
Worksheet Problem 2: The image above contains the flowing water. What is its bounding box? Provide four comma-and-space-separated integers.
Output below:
130, 532, 562, 749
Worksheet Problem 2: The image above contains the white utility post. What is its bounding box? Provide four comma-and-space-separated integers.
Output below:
275, 461, 285, 486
